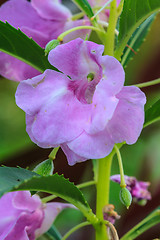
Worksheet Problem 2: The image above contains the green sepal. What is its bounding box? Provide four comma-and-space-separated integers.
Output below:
33, 159, 54, 176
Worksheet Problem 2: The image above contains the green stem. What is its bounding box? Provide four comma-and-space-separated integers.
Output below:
104, 0, 118, 56
77, 180, 96, 189
134, 78, 160, 88
95, 152, 114, 240
120, 207, 160, 240
41, 194, 57, 203
71, 12, 85, 20
48, 147, 59, 160
114, 145, 126, 188
57, 26, 104, 42
62, 221, 91, 240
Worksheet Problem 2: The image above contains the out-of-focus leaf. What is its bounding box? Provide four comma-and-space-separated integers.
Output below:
121, 14, 156, 67
73, 0, 94, 19
144, 98, 160, 128
115, 0, 160, 60
0, 21, 58, 72
121, 207, 160, 240
0, 80, 33, 161
45, 225, 62, 240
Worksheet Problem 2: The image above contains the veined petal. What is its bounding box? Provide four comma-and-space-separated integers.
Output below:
107, 86, 146, 144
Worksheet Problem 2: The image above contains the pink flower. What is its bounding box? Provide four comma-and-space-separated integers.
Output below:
111, 175, 151, 203
16, 38, 146, 165
0, 0, 90, 81
0, 191, 73, 240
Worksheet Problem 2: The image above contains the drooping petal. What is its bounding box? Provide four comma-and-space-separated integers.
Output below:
107, 86, 146, 144
31, 0, 71, 21
67, 130, 114, 159
61, 143, 87, 165
48, 38, 104, 80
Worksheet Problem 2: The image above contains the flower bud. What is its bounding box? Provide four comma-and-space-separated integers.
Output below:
45, 40, 60, 55
33, 159, 54, 176
120, 187, 132, 209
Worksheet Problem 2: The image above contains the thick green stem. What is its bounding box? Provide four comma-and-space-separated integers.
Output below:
95, 153, 114, 240
104, 0, 117, 56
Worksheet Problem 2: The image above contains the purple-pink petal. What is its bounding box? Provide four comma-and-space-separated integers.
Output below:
67, 130, 114, 159
0, 191, 75, 240
48, 38, 104, 80
31, 0, 71, 21
107, 86, 146, 144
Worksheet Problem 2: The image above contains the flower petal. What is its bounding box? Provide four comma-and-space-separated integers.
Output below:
99, 55, 125, 95
48, 38, 104, 80
35, 202, 75, 237
5, 210, 43, 240
107, 86, 146, 144
85, 77, 119, 134
31, 0, 71, 21
61, 143, 87, 165
13, 191, 41, 212
16, 70, 91, 146
67, 130, 114, 159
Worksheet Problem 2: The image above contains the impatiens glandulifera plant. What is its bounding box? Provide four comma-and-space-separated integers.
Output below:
0, 0, 160, 240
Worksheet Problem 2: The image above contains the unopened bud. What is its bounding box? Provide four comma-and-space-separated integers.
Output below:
120, 187, 132, 209
45, 40, 60, 55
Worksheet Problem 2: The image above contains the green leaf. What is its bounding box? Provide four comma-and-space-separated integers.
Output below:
115, 0, 160, 60
144, 99, 160, 128
0, 21, 58, 73
121, 207, 160, 240
121, 14, 156, 67
0, 167, 97, 224
73, 0, 94, 19
46, 225, 62, 240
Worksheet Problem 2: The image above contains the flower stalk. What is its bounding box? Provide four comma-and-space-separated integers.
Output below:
95, 152, 114, 240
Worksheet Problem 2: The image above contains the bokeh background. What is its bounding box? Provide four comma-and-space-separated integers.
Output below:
0, 0, 160, 239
